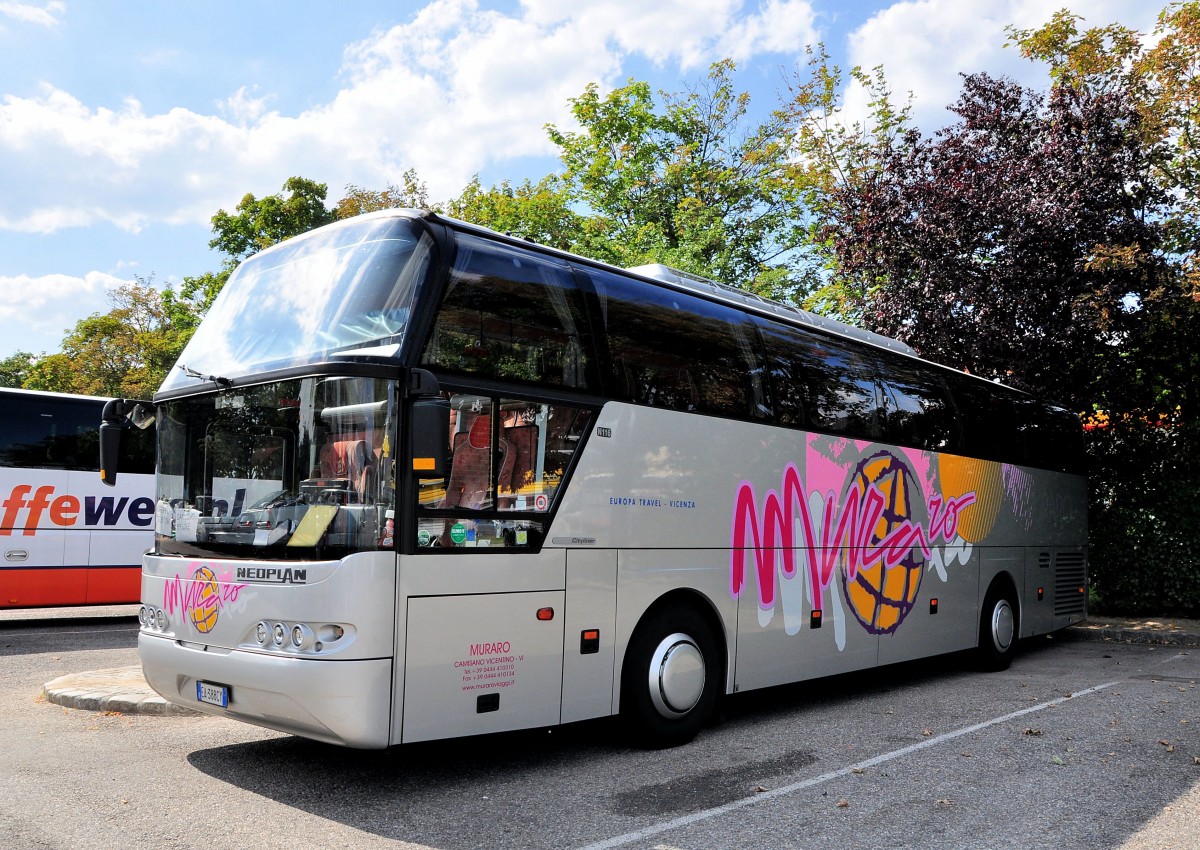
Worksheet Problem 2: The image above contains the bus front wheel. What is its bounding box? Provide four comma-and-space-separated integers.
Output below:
978, 582, 1018, 671
621, 604, 719, 748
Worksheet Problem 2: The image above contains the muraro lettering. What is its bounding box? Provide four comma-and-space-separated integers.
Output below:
729, 462, 976, 610
162, 569, 246, 616
469, 641, 511, 656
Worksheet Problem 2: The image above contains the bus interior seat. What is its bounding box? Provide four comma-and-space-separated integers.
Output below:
318, 438, 372, 501
442, 414, 513, 510
500, 424, 537, 502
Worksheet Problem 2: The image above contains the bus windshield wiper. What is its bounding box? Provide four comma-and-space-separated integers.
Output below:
177, 363, 234, 389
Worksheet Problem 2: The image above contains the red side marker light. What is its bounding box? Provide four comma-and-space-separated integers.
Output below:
536, 607, 554, 621
929, 598, 939, 614
810, 609, 823, 629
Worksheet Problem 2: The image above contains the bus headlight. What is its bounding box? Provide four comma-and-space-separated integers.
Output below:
154, 609, 168, 630
272, 623, 286, 647
255, 621, 269, 645
291, 624, 314, 650
139, 606, 149, 626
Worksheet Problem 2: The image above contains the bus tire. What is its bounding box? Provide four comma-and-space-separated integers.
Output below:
977, 581, 1018, 672
621, 604, 720, 749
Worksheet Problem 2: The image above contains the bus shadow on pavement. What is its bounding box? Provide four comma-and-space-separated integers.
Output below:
183, 640, 1071, 847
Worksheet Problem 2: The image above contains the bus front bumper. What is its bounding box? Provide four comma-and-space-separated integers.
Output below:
139, 632, 393, 748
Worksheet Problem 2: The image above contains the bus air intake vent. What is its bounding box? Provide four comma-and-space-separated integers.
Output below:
1054, 552, 1087, 616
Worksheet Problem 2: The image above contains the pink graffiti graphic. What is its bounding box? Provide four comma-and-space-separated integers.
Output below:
163, 566, 247, 633
729, 460, 976, 622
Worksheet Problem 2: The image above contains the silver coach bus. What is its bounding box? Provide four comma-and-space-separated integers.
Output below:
101, 209, 1087, 748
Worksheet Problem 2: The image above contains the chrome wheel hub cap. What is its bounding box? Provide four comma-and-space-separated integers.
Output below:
647, 632, 705, 719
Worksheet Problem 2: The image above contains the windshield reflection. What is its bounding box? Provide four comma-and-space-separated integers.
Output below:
156, 376, 397, 560
160, 214, 436, 392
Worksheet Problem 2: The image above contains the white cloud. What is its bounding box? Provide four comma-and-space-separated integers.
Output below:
842, 0, 1162, 132
719, 0, 819, 61
0, 1, 819, 238
0, 0, 65, 28
0, 271, 124, 344
219, 85, 271, 125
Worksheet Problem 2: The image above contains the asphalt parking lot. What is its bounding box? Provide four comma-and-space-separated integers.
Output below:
2, 613, 1197, 850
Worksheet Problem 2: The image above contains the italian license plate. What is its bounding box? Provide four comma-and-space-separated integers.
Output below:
196, 681, 229, 708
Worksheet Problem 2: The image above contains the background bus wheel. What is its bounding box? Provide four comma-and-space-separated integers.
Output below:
977, 582, 1018, 671
621, 604, 720, 749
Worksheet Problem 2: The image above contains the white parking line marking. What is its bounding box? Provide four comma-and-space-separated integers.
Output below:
580, 681, 1120, 850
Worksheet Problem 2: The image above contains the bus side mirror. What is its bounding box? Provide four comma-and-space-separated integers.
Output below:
99, 398, 156, 487
410, 398, 450, 478
99, 420, 123, 487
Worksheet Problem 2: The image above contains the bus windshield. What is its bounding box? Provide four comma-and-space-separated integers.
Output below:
160, 214, 436, 392
155, 375, 397, 561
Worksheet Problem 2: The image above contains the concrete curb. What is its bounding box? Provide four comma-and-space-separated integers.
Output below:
42, 666, 199, 716
1061, 626, 1200, 647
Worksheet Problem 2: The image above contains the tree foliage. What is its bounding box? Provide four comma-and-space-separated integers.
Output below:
337, 168, 430, 219
547, 60, 809, 299
441, 175, 582, 250
780, 45, 916, 321
0, 351, 35, 388
22, 277, 187, 397
209, 176, 336, 263
1004, 3, 1200, 615
828, 73, 1166, 410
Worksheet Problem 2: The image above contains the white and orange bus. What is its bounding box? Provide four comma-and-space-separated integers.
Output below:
103, 210, 1087, 748
0, 388, 153, 607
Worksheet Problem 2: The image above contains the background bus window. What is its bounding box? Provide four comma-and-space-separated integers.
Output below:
0, 395, 152, 474
416, 392, 591, 549
587, 268, 765, 419
421, 235, 592, 390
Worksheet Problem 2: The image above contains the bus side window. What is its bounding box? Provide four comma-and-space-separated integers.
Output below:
878, 359, 957, 451
587, 268, 764, 420
950, 379, 1024, 465
805, 338, 882, 440
420, 234, 592, 390
415, 393, 592, 549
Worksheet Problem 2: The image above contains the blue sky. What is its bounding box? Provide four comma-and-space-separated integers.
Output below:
0, 0, 1158, 359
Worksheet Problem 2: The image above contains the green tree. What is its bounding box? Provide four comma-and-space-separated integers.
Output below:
23, 278, 186, 398
336, 168, 430, 218
547, 60, 808, 299
779, 44, 916, 321
442, 175, 582, 250
0, 351, 36, 388
209, 176, 336, 262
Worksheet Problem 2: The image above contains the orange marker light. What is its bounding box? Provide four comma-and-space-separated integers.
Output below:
412, 457, 436, 472
536, 607, 554, 621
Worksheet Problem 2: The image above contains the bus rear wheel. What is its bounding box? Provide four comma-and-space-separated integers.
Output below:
621, 604, 719, 748
977, 582, 1018, 671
